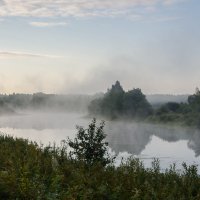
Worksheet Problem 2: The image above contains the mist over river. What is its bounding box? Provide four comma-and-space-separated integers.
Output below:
0, 112, 199, 170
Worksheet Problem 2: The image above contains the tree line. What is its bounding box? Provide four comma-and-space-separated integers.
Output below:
88, 81, 200, 128
0, 93, 95, 113
150, 87, 200, 127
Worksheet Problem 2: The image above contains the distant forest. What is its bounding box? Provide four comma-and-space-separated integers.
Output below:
0, 81, 199, 127
0, 88, 188, 114
0, 93, 99, 113
148, 87, 200, 127
88, 81, 200, 128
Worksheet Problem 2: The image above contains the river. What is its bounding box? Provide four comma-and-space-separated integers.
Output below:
0, 112, 199, 170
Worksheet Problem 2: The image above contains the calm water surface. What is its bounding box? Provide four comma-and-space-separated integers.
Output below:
0, 112, 199, 170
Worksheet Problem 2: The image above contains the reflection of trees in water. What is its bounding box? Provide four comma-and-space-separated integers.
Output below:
154, 126, 200, 157
187, 131, 200, 157
106, 121, 200, 157
0, 114, 200, 157
152, 125, 189, 142
105, 122, 152, 155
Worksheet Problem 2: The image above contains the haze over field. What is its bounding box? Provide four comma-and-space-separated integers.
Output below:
0, 0, 199, 94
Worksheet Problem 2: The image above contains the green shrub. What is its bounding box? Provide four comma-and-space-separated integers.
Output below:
1, 120, 200, 199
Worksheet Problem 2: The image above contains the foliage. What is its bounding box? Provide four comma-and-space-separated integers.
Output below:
68, 118, 112, 167
1, 133, 200, 199
101, 81, 125, 119
148, 88, 200, 128
88, 83, 200, 128
89, 81, 152, 119
188, 87, 200, 112
123, 88, 153, 118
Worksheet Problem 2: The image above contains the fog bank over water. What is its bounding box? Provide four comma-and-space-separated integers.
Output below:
0, 92, 189, 116
0, 112, 199, 169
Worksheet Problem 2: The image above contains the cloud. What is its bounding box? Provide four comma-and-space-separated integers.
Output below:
0, 0, 186, 19
163, 0, 185, 5
155, 16, 182, 22
30, 21, 68, 27
0, 51, 62, 58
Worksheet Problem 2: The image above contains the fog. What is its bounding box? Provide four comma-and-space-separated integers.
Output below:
146, 94, 188, 107
0, 85, 198, 171
0, 92, 189, 117
0, 93, 102, 115
0, 111, 199, 169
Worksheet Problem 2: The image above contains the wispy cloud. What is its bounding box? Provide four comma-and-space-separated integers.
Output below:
0, 0, 187, 19
155, 16, 182, 22
163, 0, 185, 5
30, 21, 68, 27
0, 51, 62, 58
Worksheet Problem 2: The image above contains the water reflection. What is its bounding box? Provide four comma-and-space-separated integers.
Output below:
105, 121, 200, 158
0, 113, 200, 160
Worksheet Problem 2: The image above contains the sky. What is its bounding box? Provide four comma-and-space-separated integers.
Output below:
0, 0, 199, 94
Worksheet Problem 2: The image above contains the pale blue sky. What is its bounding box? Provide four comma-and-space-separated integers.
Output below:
0, 0, 199, 94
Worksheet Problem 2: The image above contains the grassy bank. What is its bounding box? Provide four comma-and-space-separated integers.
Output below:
0, 134, 200, 199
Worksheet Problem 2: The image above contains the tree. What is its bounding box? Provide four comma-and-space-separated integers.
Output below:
88, 98, 103, 116
188, 88, 200, 105
101, 81, 125, 118
68, 118, 113, 167
123, 88, 153, 118
88, 81, 152, 119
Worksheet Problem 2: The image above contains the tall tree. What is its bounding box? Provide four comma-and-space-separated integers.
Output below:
123, 88, 153, 118
101, 81, 125, 118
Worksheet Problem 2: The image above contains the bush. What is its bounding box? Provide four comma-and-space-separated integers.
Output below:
68, 118, 113, 167
1, 122, 200, 199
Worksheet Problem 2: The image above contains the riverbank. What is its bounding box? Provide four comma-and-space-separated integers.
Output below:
0, 134, 200, 199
